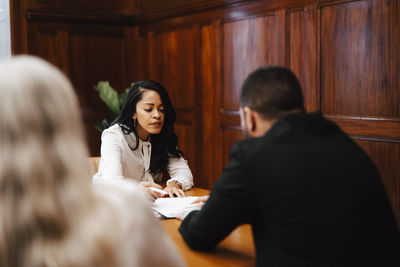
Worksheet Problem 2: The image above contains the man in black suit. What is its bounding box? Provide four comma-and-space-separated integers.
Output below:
178, 66, 400, 266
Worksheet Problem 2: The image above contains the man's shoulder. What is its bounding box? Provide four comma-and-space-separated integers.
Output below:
230, 112, 346, 160
229, 135, 271, 163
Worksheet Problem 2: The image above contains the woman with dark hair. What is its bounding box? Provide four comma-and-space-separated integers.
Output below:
93, 80, 193, 199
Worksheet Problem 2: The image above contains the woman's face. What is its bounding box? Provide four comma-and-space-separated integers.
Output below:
133, 89, 165, 140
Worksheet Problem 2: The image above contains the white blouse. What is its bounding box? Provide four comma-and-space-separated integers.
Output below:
93, 124, 193, 190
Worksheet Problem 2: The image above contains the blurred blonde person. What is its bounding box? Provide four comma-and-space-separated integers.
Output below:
0, 56, 185, 267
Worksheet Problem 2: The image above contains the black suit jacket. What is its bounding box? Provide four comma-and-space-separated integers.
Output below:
179, 112, 400, 267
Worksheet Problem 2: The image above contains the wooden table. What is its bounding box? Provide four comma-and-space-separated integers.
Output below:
161, 188, 255, 267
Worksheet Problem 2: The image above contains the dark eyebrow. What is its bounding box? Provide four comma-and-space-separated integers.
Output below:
143, 103, 164, 107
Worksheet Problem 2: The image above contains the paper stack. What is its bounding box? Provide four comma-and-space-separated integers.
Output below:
153, 196, 199, 218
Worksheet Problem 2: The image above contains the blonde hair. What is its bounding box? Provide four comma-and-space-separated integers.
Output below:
0, 56, 116, 267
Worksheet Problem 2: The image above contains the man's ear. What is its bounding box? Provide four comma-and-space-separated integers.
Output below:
243, 106, 256, 135
132, 113, 137, 120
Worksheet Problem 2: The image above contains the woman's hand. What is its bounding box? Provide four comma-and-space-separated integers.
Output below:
139, 181, 164, 201
164, 180, 185, 198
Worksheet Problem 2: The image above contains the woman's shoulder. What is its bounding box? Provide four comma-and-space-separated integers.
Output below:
93, 179, 149, 209
92, 180, 152, 228
101, 124, 126, 143
91, 181, 186, 267
103, 124, 123, 135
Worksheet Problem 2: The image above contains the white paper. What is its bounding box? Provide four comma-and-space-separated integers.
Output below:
152, 196, 199, 218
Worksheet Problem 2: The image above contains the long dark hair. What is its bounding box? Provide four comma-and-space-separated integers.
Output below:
111, 80, 183, 176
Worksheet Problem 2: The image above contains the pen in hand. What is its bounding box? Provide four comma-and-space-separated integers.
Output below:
139, 181, 166, 201
149, 187, 168, 195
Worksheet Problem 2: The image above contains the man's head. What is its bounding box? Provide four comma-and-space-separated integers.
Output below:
240, 66, 305, 138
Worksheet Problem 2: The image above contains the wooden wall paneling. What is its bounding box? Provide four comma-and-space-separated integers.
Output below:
174, 121, 196, 179
222, 129, 244, 166
26, 28, 69, 75
320, 0, 370, 116
329, 116, 400, 139
370, 0, 400, 118
222, 12, 285, 111
26, 20, 129, 156
147, 31, 157, 79
125, 26, 149, 83
320, 0, 400, 118
145, 24, 200, 180
355, 139, 400, 223
136, 0, 325, 25
137, 1, 310, 41
147, 26, 197, 103
26, 25, 58, 66
192, 23, 203, 186
319, 0, 400, 222
221, 113, 244, 166
219, 9, 288, 179
139, 0, 245, 19
287, 4, 319, 112
10, 0, 28, 54
56, 31, 70, 75
68, 27, 127, 156
200, 21, 223, 188
160, 29, 195, 110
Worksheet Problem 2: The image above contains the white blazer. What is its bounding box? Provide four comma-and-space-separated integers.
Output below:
93, 124, 193, 190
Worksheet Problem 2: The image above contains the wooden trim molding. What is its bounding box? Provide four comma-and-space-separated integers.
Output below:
351, 135, 400, 144
136, 0, 248, 24
326, 114, 400, 123
26, 10, 136, 25
328, 116, 400, 140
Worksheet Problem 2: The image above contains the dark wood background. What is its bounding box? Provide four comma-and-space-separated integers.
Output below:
11, 0, 400, 222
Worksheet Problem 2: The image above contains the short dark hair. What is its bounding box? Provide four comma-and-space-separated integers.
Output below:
112, 80, 182, 176
240, 66, 305, 119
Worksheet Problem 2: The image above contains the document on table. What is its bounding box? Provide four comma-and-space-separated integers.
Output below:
152, 196, 199, 218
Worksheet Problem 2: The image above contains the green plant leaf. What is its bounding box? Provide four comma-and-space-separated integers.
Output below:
93, 81, 132, 132
94, 81, 120, 117
94, 118, 109, 132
